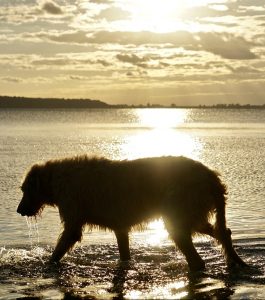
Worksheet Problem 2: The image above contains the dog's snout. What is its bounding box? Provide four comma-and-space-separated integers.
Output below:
17, 201, 25, 216
17, 204, 22, 214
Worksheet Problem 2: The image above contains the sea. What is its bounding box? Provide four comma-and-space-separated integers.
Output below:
0, 108, 264, 299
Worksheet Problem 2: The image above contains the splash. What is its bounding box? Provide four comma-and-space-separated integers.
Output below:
0, 239, 264, 299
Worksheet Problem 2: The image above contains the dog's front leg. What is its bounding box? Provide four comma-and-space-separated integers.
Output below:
50, 227, 82, 263
114, 229, 131, 261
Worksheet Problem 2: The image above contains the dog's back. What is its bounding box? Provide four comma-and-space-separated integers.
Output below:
47, 156, 223, 231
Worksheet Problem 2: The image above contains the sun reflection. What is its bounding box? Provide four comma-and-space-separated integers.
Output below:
121, 109, 201, 160
122, 129, 201, 160
137, 108, 187, 129
126, 281, 188, 299
147, 219, 168, 246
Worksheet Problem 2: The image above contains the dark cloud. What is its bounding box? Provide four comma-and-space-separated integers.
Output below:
126, 70, 148, 77
96, 59, 111, 66
197, 32, 257, 60
116, 53, 165, 69
41, 0, 63, 15
40, 31, 89, 43
32, 57, 69, 65
31, 56, 111, 68
116, 53, 149, 64
226, 65, 261, 74
69, 75, 88, 80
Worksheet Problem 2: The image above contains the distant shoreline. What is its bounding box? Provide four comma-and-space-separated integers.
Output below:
0, 95, 264, 109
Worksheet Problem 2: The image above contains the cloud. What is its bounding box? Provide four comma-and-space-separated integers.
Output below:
116, 53, 149, 64
89, 0, 113, 3
96, 7, 131, 21
32, 57, 69, 66
40, 30, 196, 46
96, 59, 111, 66
69, 75, 88, 80
39, 30, 89, 44
39, 30, 257, 60
0, 76, 23, 83
41, 0, 63, 15
30, 54, 112, 69
197, 32, 258, 59
126, 70, 148, 77
226, 65, 261, 74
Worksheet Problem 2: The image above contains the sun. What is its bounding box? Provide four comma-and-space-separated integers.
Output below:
129, 0, 184, 20
119, 0, 216, 32
123, 0, 185, 32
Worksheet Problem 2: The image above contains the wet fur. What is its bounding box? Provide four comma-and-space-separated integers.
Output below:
17, 156, 246, 270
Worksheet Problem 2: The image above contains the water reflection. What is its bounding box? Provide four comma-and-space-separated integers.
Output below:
121, 109, 202, 160
1, 240, 264, 300
137, 108, 188, 128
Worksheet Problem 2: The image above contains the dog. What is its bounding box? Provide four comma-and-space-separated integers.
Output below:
17, 155, 246, 270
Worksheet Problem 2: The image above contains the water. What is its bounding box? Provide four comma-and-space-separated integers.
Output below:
0, 108, 264, 299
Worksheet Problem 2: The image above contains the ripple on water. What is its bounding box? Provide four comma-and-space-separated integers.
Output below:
0, 239, 264, 299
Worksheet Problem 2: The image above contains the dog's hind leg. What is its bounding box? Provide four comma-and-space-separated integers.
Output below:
214, 200, 247, 267
173, 231, 205, 271
114, 229, 130, 261
215, 226, 247, 267
164, 220, 205, 271
50, 225, 83, 263
197, 222, 215, 238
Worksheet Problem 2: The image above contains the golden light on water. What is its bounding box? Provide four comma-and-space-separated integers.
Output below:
121, 109, 202, 161
122, 129, 201, 160
137, 108, 187, 129
147, 219, 168, 246
126, 281, 188, 299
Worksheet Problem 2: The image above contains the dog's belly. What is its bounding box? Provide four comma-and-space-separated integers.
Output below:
83, 198, 161, 230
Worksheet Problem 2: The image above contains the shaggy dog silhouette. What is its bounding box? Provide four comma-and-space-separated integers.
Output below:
17, 156, 246, 270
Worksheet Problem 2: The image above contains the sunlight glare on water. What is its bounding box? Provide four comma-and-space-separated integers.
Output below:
137, 108, 187, 128
151, 281, 188, 299
126, 281, 188, 299
121, 109, 202, 160
147, 219, 168, 246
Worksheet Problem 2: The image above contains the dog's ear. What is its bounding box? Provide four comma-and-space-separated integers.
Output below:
25, 165, 41, 193
29, 164, 53, 199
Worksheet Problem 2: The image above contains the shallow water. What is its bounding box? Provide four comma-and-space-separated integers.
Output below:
0, 108, 265, 299
1, 237, 265, 299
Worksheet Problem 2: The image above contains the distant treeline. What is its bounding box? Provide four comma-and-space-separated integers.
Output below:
0, 96, 110, 109
198, 103, 265, 109
0, 95, 264, 109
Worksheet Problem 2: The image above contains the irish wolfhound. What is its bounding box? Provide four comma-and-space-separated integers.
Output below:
17, 156, 246, 270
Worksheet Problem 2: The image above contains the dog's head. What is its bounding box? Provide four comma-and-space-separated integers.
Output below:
17, 165, 45, 217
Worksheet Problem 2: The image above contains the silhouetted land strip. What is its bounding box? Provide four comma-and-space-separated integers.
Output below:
0, 96, 264, 109
0, 96, 110, 109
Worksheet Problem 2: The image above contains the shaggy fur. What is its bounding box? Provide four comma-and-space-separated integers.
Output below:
17, 155, 246, 270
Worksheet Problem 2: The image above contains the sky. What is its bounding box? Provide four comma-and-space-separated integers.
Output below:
0, 0, 265, 106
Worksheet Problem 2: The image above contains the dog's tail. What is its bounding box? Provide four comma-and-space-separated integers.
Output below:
213, 176, 247, 266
